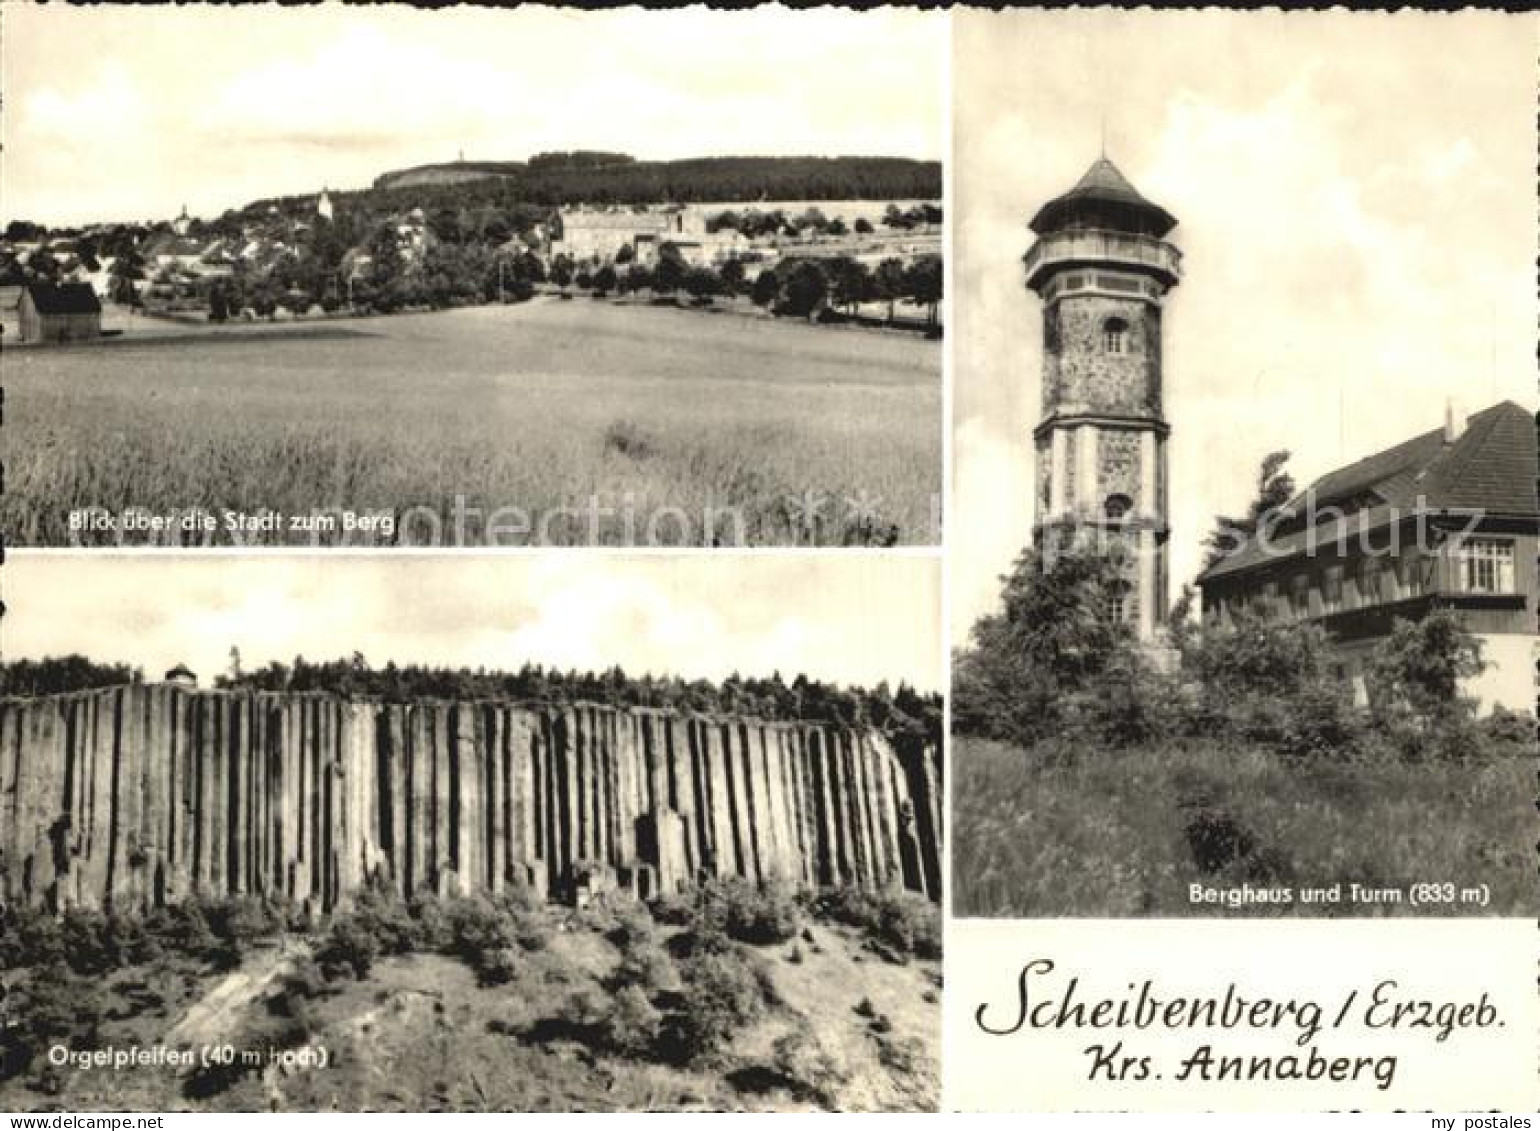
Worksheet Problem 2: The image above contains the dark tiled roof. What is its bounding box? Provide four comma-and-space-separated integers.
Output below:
1199, 400, 1538, 582
24, 281, 101, 316
1030, 156, 1178, 237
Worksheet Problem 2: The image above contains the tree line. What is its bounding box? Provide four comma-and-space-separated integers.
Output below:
0, 654, 942, 750
368, 155, 941, 206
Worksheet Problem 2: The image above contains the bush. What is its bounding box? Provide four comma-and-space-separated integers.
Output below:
664, 948, 770, 1064
952, 546, 1142, 746
315, 917, 379, 980
145, 902, 219, 960
555, 981, 659, 1058
769, 1030, 848, 1107
1367, 609, 1485, 721
2, 961, 105, 1084
204, 897, 290, 963
1181, 610, 1362, 759
608, 938, 679, 996
605, 984, 663, 1057
813, 887, 940, 961
0, 908, 65, 971
605, 899, 658, 951
692, 877, 801, 947
476, 947, 521, 986
603, 420, 655, 461
438, 894, 546, 982
647, 893, 693, 927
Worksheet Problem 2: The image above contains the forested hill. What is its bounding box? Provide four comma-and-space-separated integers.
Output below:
371, 155, 942, 203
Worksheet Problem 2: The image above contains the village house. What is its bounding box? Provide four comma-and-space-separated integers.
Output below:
1197, 400, 1538, 712
555, 207, 685, 261
142, 231, 210, 272
17, 281, 102, 343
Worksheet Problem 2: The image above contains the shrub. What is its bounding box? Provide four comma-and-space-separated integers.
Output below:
1182, 610, 1362, 759
769, 1030, 848, 1107
1367, 609, 1485, 721
476, 947, 520, 986
603, 420, 656, 461
692, 877, 801, 947
0, 908, 65, 971
873, 1033, 926, 1075
605, 899, 658, 951
608, 939, 679, 997
647, 893, 693, 927
144, 902, 218, 961
664, 948, 770, 1064
1479, 707, 1534, 751
952, 546, 1142, 746
3, 961, 105, 1084
813, 887, 940, 961
605, 984, 663, 1058
315, 917, 379, 980
435, 895, 545, 983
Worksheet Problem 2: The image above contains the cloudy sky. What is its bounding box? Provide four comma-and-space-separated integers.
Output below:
3, 554, 941, 692
2, 4, 942, 226
952, 9, 1536, 644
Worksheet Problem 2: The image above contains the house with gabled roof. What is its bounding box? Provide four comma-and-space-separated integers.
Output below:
18, 281, 102, 343
1197, 400, 1538, 712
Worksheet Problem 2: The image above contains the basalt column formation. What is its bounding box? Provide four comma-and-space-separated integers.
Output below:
0, 685, 942, 915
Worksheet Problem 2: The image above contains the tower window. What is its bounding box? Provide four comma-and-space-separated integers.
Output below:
1106, 580, 1132, 625
1102, 317, 1129, 353
1103, 493, 1133, 521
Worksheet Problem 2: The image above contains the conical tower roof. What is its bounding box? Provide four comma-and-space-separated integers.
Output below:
1030, 157, 1177, 238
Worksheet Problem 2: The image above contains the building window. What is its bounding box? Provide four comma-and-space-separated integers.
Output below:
1103, 493, 1133, 521
1361, 557, 1387, 605
1455, 538, 1515, 594
1290, 574, 1309, 616
1396, 553, 1435, 596
1344, 560, 1363, 610
1102, 317, 1128, 354
1321, 565, 1343, 613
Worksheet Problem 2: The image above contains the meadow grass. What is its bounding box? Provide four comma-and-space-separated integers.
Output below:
951, 735, 1534, 918
3, 299, 940, 547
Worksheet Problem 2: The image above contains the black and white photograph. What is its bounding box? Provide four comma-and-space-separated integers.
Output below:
1, 4, 943, 548
948, 9, 1536, 919
4, 0, 1539, 1119
0, 554, 942, 1111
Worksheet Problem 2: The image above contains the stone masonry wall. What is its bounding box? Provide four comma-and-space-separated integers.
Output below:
0, 687, 943, 916
1046, 295, 1160, 417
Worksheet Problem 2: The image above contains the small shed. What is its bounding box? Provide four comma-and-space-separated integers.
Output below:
18, 282, 102, 343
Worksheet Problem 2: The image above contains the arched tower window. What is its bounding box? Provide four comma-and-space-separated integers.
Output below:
1102, 316, 1129, 354
1103, 493, 1133, 521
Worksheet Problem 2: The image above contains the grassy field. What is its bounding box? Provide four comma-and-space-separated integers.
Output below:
951, 736, 1534, 918
4, 299, 939, 547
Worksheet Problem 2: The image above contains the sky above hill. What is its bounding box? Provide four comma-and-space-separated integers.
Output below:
2, 4, 943, 226
952, 9, 1537, 645
4, 554, 942, 694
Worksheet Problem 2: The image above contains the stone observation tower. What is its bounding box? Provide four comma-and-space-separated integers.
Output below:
1023, 157, 1182, 639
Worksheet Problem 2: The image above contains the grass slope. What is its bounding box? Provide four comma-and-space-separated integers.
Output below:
951, 736, 1534, 918
1, 889, 940, 1112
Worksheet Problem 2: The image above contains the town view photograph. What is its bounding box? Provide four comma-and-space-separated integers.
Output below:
0, 4, 944, 548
